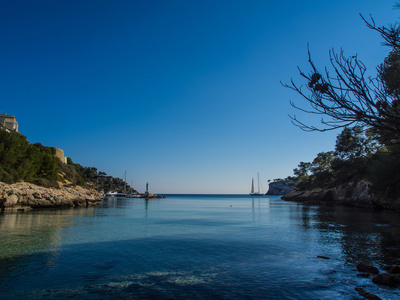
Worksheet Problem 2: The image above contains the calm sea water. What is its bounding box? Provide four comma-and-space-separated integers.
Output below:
0, 194, 399, 299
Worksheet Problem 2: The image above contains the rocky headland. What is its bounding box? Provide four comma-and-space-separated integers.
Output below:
281, 180, 400, 211
0, 182, 103, 212
266, 180, 296, 195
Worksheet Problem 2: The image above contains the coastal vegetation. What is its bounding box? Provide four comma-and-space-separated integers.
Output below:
0, 129, 135, 193
283, 3, 400, 205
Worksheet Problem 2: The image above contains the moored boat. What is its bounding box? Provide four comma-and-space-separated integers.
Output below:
250, 173, 264, 196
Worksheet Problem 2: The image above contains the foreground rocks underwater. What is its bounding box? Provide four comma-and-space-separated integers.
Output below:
0, 182, 103, 212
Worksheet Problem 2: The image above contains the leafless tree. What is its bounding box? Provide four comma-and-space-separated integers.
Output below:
282, 11, 400, 143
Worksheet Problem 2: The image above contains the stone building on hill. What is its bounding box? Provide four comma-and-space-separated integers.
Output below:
54, 148, 67, 164
0, 113, 18, 132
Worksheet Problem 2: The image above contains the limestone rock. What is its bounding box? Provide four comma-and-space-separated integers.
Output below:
4, 194, 19, 207
266, 180, 296, 195
0, 182, 103, 211
281, 180, 382, 209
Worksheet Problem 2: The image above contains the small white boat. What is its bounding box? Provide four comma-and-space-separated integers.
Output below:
104, 191, 118, 197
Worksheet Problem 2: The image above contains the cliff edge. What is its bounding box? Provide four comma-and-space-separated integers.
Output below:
0, 182, 103, 212
266, 180, 296, 195
281, 180, 400, 211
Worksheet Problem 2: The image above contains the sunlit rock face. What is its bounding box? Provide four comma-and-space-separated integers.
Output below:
0, 182, 103, 211
266, 181, 296, 195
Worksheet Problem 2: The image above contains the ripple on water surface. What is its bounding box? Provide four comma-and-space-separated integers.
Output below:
0, 195, 399, 299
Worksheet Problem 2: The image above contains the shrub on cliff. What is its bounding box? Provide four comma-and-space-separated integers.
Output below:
291, 127, 400, 199
0, 130, 59, 183
67, 158, 98, 183
33, 178, 60, 189
58, 160, 86, 186
0, 130, 137, 192
0, 130, 82, 185
368, 145, 400, 195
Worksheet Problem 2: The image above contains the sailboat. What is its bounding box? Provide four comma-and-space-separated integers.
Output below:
249, 173, 264, 196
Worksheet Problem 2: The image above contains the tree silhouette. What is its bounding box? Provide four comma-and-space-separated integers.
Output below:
282, 8, 400, 145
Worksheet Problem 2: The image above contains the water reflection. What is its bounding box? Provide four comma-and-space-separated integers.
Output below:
298, 204, 400, 266
251, 197, 270, 223
1, 196, 400, 299
0, 208, 96, 284
1, 209, 73, 258
101, 197, 159, 219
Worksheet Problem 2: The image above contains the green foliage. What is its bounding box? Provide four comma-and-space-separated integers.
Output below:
292, 128, 376, 190
0, 130, 137, 193
291, 126, 399, 197
0, 130, 82, 186
58, 160, 86, 186
373, 50, 400, 145
67, 158, 103, 186
293, 152, 335, 189
368, 145, 400, 195
0, 130, 61, 183
379, 49, 400, 97
293, 162, 311, 178
286, 6, 400, 200
66, 158, 137, 194
33, 178, 60, 188
331, 157, 369, 186
335, 127, 378, 159
311, 152, 334, 174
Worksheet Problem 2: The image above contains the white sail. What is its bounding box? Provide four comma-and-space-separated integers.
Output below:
250, 173, 264, 196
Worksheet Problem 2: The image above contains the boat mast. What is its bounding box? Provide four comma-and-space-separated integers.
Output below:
251, 178, 254, 194
124, 171, 127, 194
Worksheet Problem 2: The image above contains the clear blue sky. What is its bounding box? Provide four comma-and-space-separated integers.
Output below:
1, 0, 398, 194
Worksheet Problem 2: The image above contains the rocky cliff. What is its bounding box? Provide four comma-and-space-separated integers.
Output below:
281, 180, 400, 211
266, 180, 296, 195
0, 182, 103, 212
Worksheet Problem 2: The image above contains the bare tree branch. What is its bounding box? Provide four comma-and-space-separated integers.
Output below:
282, 19, 400, 141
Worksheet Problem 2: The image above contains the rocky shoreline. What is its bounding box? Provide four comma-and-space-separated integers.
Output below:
0, 182, 103, 212
281, 180, 400, 211
355, 263, 400, 299
266, 180, 295, 195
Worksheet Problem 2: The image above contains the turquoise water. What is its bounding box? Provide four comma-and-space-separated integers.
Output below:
0, 194, 399, 299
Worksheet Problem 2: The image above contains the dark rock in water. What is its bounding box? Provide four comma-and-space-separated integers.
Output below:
355, 287, 382, 300
357, 273, 371, 278
372, 273, 400, 287
317, 255, 330, 259
356, 263, 380, 274
382, 265, 392, 271
387, 266, 400, 274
